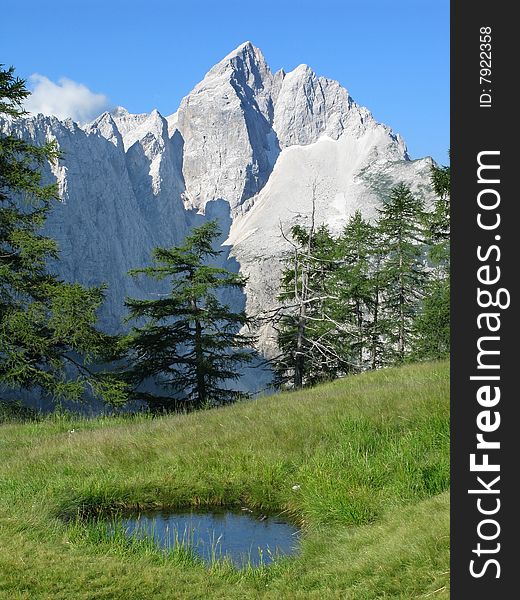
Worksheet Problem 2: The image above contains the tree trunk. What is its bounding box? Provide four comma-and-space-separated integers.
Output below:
192, 298, 206, 408
356, 299, 363, 371
294, 271, 307, 389
398, 250, 405, 360
371, 285, 379, 370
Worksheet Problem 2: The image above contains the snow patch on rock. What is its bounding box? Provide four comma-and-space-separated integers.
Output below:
2, 41, 435, 371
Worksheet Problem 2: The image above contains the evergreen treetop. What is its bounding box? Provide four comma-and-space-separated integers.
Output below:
376, 183, 427, 360
124, 220, 254, 411
0, 64, 125, 407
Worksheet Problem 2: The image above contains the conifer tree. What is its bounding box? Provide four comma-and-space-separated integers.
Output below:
335, 211, 376, 371
365, 233, 391, 370
427, 161, 450, 272
411, 277, 450, 360
123, 220, 253, 411
275, 221, 343, 387
377, 183, 427, 362
272, 178, 367, 388
412, 159, 450, 359
0, 65, 124, 406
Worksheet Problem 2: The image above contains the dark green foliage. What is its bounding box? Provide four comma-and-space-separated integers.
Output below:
411, 277, 450, 360
412, 159, 451, 360
426, 160, 450, 269
274, 165, 450, 384
0, 66, 31, 117
376, 183, 428, 362
364, 232, 393, 370
430, 160, 450, 231
0, 398, 39, 422
123, 220, 254, 411
335, 211, 378, 371
275, 222, 347, 388
0, 65, 125, 406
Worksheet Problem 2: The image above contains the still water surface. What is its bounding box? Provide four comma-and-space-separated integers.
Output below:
115, 509, 300, 567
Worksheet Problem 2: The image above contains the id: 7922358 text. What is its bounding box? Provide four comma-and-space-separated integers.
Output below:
480, 26, 492, 108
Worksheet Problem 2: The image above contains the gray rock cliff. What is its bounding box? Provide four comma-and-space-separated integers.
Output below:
1, 42, 435, 367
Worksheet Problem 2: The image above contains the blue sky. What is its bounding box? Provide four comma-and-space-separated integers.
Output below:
2, 0, 449, 164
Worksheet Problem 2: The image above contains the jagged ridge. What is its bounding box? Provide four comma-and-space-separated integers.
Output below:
1, 42, 435, 370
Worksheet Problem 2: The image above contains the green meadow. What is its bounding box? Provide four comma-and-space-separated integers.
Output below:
0, 361, 449, 599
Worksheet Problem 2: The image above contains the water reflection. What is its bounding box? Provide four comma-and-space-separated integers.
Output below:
114, 509, 300, 567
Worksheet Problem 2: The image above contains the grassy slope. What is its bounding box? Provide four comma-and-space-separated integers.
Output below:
0, 361, 449, 599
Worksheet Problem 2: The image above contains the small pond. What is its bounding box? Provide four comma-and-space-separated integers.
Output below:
111, 509, 301, 567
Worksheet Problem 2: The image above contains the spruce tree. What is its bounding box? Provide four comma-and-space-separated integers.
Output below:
123, 220, 253, 411
427, 160, 450, 271
377, 183, 427, 362
0, 65, 124, 407
335, 211, 376, 371
411, 277, 450, 360
412, 158, 450, 360
365, 232, 391, 370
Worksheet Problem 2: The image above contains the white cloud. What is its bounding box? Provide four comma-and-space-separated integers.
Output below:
24, 74, 112, 124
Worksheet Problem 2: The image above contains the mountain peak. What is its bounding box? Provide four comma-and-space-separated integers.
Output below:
2, 43, 432, 369
289, 63, 313, 77
110, 106, 129, 117
223, 40, 259, 60
207, 41, 269, 80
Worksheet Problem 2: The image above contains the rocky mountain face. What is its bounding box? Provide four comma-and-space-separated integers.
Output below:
1, 41, 435, 382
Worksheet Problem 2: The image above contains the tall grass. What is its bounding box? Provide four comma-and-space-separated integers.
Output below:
0, 360, 449, 599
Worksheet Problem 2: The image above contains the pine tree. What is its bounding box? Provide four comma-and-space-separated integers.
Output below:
365, 231, 392, 370
123, 220, 253, 411
427, 159, 450, 272
377, 183, 428, 362
412, 158, 450, 360
335, 211, 376, 371
411, 277, 450, 360
0, 65, 125, 407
